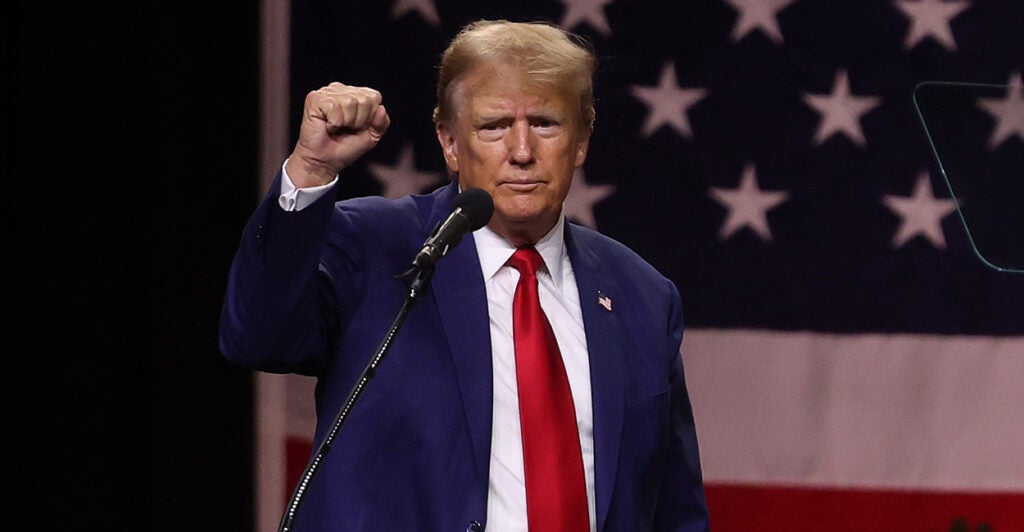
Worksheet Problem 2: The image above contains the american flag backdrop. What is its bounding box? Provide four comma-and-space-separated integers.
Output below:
254, 1, 1024, 530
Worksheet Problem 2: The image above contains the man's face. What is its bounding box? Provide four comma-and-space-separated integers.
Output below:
436, 63, 590, 245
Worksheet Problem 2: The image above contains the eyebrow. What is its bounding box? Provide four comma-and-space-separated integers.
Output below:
473, 108, 565, 123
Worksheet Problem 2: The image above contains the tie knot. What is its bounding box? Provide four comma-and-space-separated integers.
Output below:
508, 246, 544, 276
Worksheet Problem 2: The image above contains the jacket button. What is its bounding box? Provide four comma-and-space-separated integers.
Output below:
465, 520, 482, 532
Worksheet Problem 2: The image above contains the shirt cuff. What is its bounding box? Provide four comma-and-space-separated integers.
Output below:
278, 158, 338, 211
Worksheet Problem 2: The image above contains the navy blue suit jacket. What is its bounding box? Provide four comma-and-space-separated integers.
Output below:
220, 177, 708, 531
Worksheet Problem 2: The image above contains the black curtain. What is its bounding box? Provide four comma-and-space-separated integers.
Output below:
15, 2, 257, 529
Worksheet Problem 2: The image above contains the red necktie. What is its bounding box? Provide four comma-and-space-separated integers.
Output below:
507, 246, 589, 532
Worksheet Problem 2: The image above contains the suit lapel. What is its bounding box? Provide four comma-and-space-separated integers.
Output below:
566, 225, 627, 532
425, 183, 494, 507
423, 190, 627, 524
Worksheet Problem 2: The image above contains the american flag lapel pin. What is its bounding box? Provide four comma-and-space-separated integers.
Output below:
597, 290, 612, 312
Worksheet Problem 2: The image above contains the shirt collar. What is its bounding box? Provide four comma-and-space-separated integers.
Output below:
474, 215, 567, 288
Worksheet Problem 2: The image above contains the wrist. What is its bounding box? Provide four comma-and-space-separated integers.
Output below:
285, 154, 339, 188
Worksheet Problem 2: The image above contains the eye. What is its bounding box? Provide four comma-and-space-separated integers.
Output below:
477, 123, 507, 141
531, 118, 561, 137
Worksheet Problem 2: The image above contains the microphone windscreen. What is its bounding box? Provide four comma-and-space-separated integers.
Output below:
454, 188, 494, 231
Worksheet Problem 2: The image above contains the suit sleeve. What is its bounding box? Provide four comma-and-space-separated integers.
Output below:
218, 172, 354, 376
653, 279, 710, 531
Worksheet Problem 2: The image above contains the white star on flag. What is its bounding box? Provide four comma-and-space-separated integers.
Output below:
803, 69, 881, 147
564, 168, 616, 230
977, 71, 1024, 149
558, 0, 614, 37
630, 62, 707, 139
390, 0, 440, 27
882, 171, 958, 249
893, 0, 970, 51
724, 0, 794, 44
366, 143, 444, 199
709, 163, 789, 242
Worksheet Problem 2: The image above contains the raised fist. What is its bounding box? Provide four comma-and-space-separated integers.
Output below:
286, 82, 391, 187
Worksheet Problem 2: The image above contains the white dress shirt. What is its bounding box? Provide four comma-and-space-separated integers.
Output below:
278, 166, 596, 530
474, 219, 595, 532
277, 161, 337, 211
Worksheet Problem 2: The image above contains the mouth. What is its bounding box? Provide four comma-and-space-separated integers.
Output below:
498, 179, 544, 192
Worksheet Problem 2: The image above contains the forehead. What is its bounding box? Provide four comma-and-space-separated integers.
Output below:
451, 62, 577, 117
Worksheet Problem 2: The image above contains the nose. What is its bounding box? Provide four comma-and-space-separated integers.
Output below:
507, 120, 534, 165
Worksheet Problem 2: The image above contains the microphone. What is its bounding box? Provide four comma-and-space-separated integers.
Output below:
411, 188, 494, 269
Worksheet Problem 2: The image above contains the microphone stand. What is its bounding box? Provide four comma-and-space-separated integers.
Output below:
278, 263, 436, 532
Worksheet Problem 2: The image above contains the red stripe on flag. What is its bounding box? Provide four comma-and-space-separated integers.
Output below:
285, 436, 314, 505
705, 483, 1023, 531
284, 436, 1023, 529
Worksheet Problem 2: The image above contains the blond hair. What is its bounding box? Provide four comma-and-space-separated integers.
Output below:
433, 20, 597, 131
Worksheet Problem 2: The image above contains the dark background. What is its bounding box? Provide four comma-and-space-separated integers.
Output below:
15, 2, 256, 529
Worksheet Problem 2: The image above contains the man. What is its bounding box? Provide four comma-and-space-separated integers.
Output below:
220, 19, 708, 531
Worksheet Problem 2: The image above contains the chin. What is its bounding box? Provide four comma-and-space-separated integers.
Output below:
495, 201, 543, 222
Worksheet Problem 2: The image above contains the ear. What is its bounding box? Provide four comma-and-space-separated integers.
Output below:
573, 130, 591, 168
436, 123, 459, 173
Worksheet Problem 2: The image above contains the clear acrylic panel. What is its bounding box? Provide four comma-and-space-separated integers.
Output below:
913, 80, 1024, 273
